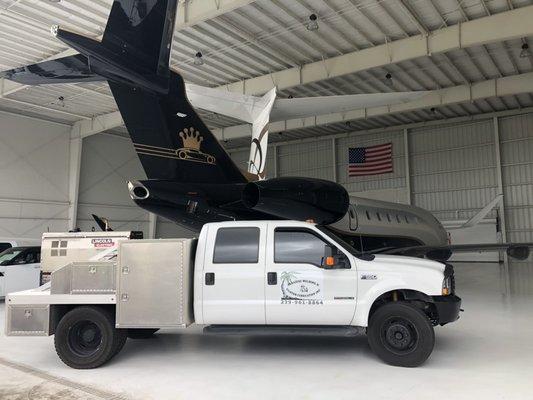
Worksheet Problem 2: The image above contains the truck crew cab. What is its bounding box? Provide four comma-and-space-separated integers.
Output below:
5, 221, 461, 369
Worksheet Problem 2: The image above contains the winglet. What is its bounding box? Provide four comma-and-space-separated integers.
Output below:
247, 87, 277, 179
461, 194, 503, 228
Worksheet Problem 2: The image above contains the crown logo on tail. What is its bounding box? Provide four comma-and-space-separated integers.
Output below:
179, 128, 204, 150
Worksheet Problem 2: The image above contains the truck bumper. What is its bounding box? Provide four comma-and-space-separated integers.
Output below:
431, 295, 461, 325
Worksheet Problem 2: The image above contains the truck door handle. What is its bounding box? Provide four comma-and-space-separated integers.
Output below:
267, 272, 277, 285
205, 273, 215, 286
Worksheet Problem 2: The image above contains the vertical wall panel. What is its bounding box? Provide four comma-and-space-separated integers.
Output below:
500, 113, 533, 243
277, 139, 333, 180
410, 120, 498, 221
0, 112, 70, 238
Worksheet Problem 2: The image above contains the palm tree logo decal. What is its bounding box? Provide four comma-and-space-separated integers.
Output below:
280, 271, 299, 299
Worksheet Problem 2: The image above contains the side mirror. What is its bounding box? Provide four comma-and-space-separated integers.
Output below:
322, 245, 349, 269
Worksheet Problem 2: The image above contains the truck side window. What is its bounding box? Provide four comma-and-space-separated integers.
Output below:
213, 227, 260, 264
274, 229, 329, 267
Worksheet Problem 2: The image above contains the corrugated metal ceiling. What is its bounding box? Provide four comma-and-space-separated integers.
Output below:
0, 0, 532, 143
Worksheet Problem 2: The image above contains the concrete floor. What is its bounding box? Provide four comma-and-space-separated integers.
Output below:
0, 262, 532, 400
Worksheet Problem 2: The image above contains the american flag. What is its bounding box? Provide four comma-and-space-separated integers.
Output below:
348, 143, 393, 177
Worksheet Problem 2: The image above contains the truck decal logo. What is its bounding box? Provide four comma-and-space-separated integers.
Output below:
361, 274, 377, 280
92, 239, 115, 248
280, 271, 324, 305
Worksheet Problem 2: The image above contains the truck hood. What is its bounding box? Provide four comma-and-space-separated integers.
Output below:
369, 254, 445, 273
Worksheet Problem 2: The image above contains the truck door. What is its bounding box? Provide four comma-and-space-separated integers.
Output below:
265, 225, 357, 325
202, 224, 266, 325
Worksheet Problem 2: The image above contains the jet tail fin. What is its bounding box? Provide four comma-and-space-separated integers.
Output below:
110, 71, 247, 184
102, 0, 178, 76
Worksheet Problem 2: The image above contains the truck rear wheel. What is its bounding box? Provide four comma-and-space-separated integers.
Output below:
54, 306, 127, 369
367, 302, 435, 367
127, 329, 159, 339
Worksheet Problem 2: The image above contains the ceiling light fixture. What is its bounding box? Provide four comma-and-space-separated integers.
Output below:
520, 43, 531, 58
307, 14, 319, 31
194, 52, 204, 66
384, 73, 394, 88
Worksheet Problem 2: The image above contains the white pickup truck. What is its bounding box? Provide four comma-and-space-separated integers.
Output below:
5, 220, 461, 369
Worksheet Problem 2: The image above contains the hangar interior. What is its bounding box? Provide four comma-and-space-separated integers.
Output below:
0, 0, 533, 399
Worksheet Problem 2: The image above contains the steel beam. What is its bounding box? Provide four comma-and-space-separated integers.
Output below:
67, 132, 83, 231
71, 111, 123, 138
176, 0, 257, 29
148, 213, 157, 239
222, 5, 533, 95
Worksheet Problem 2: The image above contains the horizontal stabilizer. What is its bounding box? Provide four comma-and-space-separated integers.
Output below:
0, 55, 103, 85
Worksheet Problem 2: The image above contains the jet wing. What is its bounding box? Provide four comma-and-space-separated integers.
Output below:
0, 55, 104, 85
270, 91, 430, 121
378, 243, 533, 261
186, 86, 430, 123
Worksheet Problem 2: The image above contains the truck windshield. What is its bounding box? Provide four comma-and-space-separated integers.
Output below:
0, 249, 22, 264
316, 226, 361, 257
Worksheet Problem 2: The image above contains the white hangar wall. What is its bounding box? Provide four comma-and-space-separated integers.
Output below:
77, 134, 149, 234
409, 120, 499, 222
0, 112, 71, 240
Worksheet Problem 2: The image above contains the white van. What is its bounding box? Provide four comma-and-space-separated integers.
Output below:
0, 246, 41, 299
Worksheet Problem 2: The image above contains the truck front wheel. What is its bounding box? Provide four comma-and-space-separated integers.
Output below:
367, 302, 435, 367
54, 306, 127, 369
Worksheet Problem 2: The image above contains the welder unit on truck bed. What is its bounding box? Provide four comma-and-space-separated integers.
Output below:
5, 221, 461, 369
39, 231, 142, 283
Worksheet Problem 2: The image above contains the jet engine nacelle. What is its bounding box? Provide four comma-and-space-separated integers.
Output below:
242, 177, 349, 225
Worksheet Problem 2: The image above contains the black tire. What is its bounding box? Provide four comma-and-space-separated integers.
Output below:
367, 302, 435, 367
54, 306, 124, 369
111, 328, 128, 357
127, 329, 159, 339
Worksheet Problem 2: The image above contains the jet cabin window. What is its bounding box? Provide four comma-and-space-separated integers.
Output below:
213, 227, 260, 264
275, 229, 330, 267
0, 243, 12, 253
